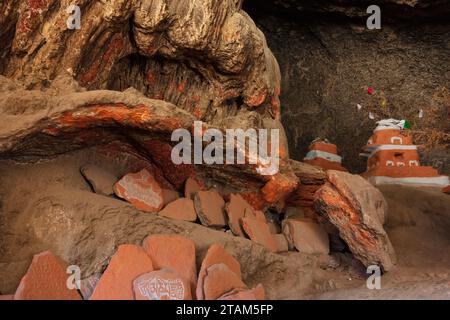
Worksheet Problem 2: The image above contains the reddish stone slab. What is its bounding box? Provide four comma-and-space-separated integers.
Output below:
225, 194, 255, 237
162, 189, 180, 206
90, 244, 154, 300
194, 190, 226, 227
241, 217, 278, 252
14, 251, 82, 300
202, 263, 246, 300
142, 235, 197, 298
273, 234, 289, 253
184, 177, 204, 200
196, 244, 241, 300
282, 219, 329, 255
158, 198, 197, 222
0, 295, 14, 300
113, 169, 164, 212
133, 269, 191, 300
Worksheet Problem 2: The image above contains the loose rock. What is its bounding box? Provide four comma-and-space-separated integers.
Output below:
194, 190, 226, 227
14, 251, 81, 300
90, 245, 154, 300
143, 235, 197, 298
282, 219, 330, 255
114, 169, 164, 212
159, 198, 197, 222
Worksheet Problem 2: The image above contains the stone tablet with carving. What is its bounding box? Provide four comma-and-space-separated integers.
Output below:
114, 169, 164, 212
133, 269, 191, 300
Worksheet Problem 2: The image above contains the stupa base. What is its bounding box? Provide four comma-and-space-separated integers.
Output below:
366, 175, 450, 187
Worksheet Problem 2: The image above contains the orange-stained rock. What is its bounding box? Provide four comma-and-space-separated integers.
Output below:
162, 189, 180, 206
196, 244, 241, 300
14, 251, 82, 300
194, 190, 226, 227
158, 198, 197, 222
282, 219, 329, 255
0, 295, 14, 300
226, 194, 255, 237
133, 269, 191, 300
315, 170, 397, 271
184, 177, 204, 200
113, 169, 164, 212
90, 244, 154, 300
202, 263, 246, 300
218, 284, 265, 300
273, 234, 289, 253
142, 235, 197, 298
241, 217, 277, 252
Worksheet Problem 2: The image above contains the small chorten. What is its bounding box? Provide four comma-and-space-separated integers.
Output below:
360, 119, 450, 187
303, 138, 347, 171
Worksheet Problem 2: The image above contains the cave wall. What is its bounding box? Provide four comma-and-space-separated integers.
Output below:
245, 1, 450, 173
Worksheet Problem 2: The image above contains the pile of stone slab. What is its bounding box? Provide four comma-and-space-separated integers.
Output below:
79, 161, 397, 273
4, 236, 264, 300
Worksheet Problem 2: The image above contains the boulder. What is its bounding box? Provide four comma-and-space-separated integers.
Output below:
90, 245, 154, 300
314, 170, 397, 271
282, 219, 329, 255
194, 190, 226, 227
14, 251, 81, 300
202, 263, 247, 300
226, 194, 255, 237
142, 235, 197, 298
133, 269, 191, 300
196, 244, 241, 300
158, 198, 197, 222
241, 217, 278, 252
80, 164, 117, 196
114, 169, 164, 212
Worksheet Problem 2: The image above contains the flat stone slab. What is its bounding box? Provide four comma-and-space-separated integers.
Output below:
14, 251, 81, 300
143, 235, 197, 298
194, 190, 226, 227
133, 269, 191, 300
90, 244, 154, 300
114, 169, 164, 212
158, 198, 197, 222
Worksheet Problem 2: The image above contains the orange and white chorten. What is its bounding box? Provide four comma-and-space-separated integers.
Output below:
361, 119, 450, 187
303, 139, 347, 171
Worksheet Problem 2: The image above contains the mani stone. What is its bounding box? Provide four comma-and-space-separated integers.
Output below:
201, 263, 247, 300
14, 251, 82, 300
196, 244, 241, 300
133, 269, 191, 300
113, 169, 164, 212
241, 216, 278, 252
282, 218, 330, 255
194, 190, 226, 227
143, 235, 197, 299
90, 244, 154, 300
158, 198, 197, 222
225, 194, 255, 237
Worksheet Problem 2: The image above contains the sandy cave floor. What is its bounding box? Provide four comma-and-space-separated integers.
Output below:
0, 147, 449, 299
